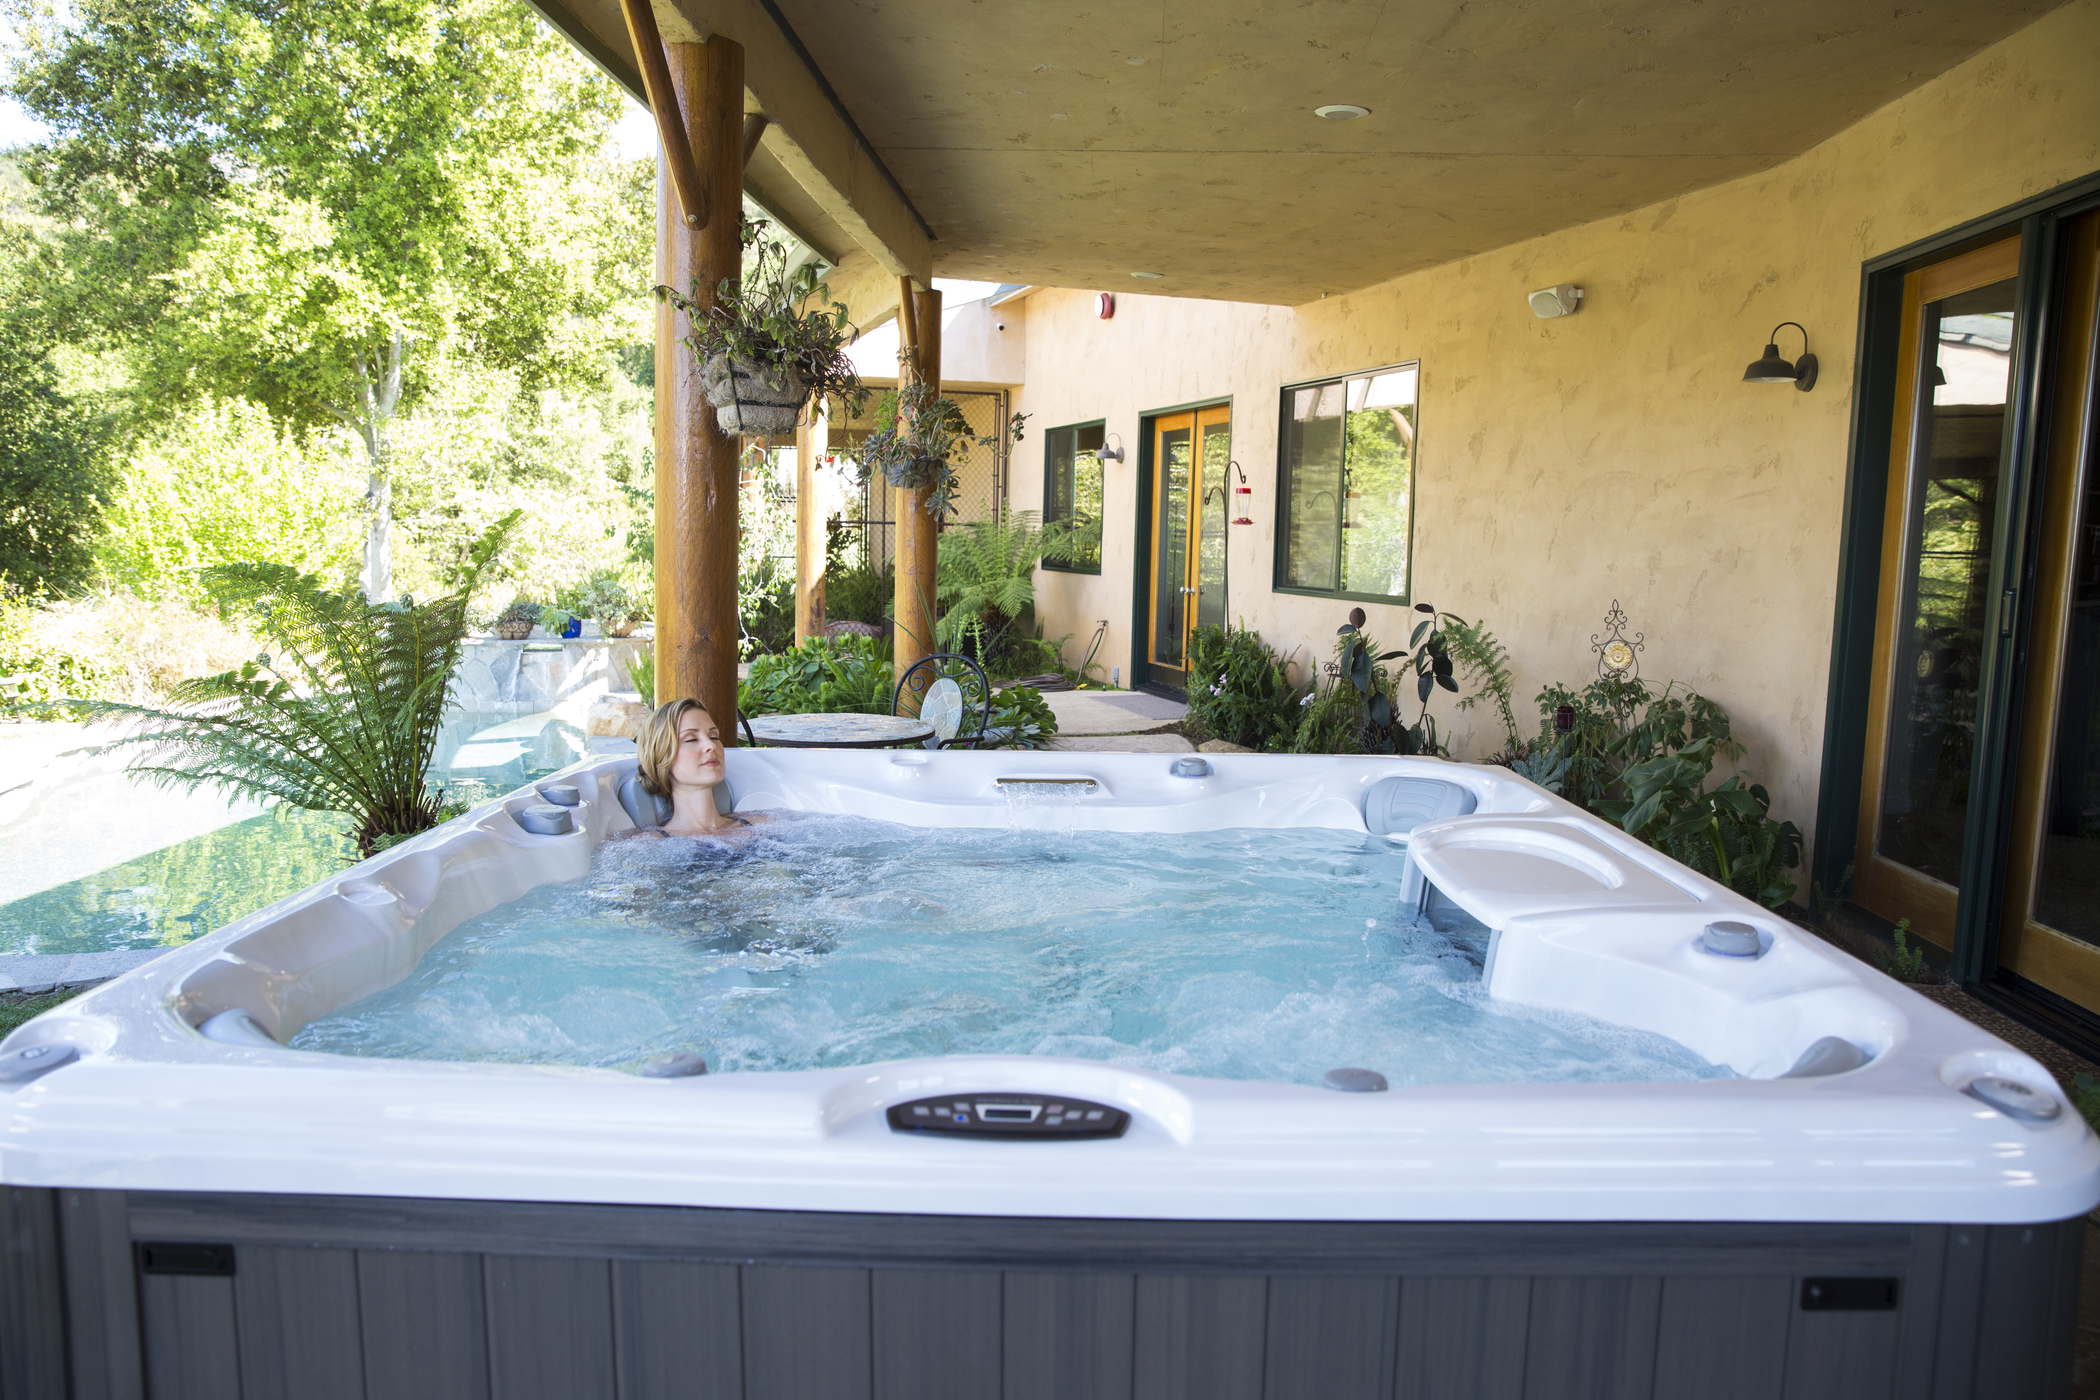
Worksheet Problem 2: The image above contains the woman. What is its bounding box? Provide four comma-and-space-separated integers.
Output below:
619, 698, 769, 839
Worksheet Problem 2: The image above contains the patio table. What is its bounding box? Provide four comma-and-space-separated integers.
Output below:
743, 713, 935, 749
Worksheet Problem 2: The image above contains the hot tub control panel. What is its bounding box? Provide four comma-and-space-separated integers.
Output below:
886, 1094, 1129, 1139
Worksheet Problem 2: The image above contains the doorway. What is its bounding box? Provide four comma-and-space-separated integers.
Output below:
1144, 405, 1230, 686
1823, 176, 2100, 1049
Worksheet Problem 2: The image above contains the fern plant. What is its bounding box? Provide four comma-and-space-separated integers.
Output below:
88, 513, 520, 858
1445, 618, 1522, 756
933, 509, 1076, 660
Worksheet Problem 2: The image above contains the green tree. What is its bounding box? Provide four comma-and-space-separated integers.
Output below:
0, 219, 114, 595
6, 0, 650, 599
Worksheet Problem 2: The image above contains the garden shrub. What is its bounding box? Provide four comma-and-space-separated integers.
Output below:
1185, 624, 1303, 751
974, 684, 1058, 750
738, 634, 893, 718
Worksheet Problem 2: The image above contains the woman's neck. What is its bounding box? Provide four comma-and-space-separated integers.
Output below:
663, 781, 734, 835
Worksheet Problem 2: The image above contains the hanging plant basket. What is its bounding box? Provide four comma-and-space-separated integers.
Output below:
702, 354, 811, 437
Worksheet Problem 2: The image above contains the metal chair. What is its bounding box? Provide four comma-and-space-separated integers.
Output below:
893, 652, 993, 749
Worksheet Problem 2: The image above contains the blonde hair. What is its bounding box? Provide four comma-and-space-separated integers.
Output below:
636, 698, 708, 797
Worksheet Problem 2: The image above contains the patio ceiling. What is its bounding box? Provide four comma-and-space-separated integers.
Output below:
533, 0, 2065, 305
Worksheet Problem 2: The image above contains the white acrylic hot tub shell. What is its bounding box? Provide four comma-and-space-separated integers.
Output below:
2, 750, 2094, 1225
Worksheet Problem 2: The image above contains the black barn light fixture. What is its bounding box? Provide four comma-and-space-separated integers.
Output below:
1743, 322, 1818, 392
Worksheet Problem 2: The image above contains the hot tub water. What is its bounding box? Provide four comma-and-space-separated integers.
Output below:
287, 813, 1733, 1086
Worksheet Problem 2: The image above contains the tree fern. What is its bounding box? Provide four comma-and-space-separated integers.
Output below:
88, 512, 520, 857
934, 509, 1076, 654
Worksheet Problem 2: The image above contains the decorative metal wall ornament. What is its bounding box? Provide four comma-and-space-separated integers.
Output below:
1591, 600, 1644, 683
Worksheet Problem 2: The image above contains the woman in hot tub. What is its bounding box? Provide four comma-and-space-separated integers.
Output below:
615, 698, 772, 840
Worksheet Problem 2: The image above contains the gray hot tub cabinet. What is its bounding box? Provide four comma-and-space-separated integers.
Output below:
0, 1188, 2079, 1400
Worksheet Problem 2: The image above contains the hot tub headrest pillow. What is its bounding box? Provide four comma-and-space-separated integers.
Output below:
615, 766, 735, 830
617, 770, 675, 830
1362, 776, 1476, 836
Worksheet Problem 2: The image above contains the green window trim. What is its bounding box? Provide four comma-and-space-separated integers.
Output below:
1272, 363, 1420, 604
1042, 419, 1107, 575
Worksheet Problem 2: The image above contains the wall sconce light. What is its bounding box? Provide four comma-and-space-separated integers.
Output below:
1743, 322, 1818, 392
1228, 460, 1253, 525
1096, 434, 1125, 467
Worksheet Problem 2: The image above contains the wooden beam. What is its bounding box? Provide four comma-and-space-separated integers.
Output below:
654, 35, 746, 738
741, 113, 769, 168
894, 280, 941, 691
619, 0, 709, 232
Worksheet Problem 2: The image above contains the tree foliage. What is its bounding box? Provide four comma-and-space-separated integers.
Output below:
7, 0, 649, 594
0, 220, 115, 595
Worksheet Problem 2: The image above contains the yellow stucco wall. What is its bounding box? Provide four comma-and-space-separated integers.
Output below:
1014, 0, 2100, 857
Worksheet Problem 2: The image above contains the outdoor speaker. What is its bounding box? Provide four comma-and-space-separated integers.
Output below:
1529, 284, 1583, 318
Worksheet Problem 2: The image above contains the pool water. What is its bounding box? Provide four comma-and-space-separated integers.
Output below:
289, 815, 1733, 1088
0, 711, 585, 955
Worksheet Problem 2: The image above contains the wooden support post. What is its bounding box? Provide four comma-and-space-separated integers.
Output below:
894, 281, 942, 691
653, 35, 745, 736
794, 396, 827, 645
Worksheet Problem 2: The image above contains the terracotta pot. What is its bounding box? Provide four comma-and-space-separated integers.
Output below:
702, 355, 811, 437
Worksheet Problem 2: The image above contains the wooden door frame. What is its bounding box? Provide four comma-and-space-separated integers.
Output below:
1128, 396, 1231, 694
1851, 234, 2022, 948
1815, 165, 2100, 1053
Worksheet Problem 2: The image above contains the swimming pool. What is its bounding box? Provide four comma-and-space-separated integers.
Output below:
2, 750, 2091, 1399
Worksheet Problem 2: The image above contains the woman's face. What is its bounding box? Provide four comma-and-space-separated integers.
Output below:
670, 709, 726, 788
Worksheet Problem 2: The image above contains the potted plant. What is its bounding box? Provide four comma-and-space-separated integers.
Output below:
572, 569, 649, 638
656, 216, 865, 437
856, 382, 1029, 519
492, 598, 539, 641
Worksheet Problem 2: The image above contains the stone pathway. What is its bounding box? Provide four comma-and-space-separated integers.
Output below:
1041, 688, 1190, 752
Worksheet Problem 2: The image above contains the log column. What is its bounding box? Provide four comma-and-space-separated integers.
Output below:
653, 36, 744, 734
794, 396, 828, 645
893, 281, 943, 689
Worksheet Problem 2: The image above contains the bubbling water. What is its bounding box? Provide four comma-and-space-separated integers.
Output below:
288, 813, 1733, 1087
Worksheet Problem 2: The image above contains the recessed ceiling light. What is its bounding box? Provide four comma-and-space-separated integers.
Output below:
1131, 271, 1163, 279
1315, 104, 1370, 120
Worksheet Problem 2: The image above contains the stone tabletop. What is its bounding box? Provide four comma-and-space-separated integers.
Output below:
743, 713, 935, 749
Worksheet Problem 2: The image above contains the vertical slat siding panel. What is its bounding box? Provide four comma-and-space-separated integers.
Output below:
1969, 1223, 2061, 1400
1395, 1276, 1530, 1400
2044, 1219, 2085, 1400
0, 1186, 69, 1400
1132, 1275, 1267, 1400
1263, 1275, 1399, 1400
872, 1268, 1001, 1400
139, 1274, 244, 1400
1781, 1303, 1899, 1400
357, 1250, 492, 1400
1649, 1277, 1790, 1400
57, 1189, 143, 1400
233, 1247, 364, 1400
483, 1255, 617, 1400
1930, 1226, 1990, 1398
1893, 1225, 1947, 1400
742, 1265, 871, 1400
1521, 1276, 1661, 1400
611, 1260, 742, 1400
1002, 1271, 1134, 1400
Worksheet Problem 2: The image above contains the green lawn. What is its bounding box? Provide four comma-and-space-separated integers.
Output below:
0, 989, 82, 1037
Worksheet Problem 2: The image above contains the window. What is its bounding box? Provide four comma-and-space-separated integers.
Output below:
1276, 364, 1418, 601
1042, 421, 1106, 573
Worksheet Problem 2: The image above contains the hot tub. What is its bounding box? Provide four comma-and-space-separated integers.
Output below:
1, 751, 2092, 1400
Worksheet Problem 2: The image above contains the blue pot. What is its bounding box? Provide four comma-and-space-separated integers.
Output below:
560, 617, 583, 639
